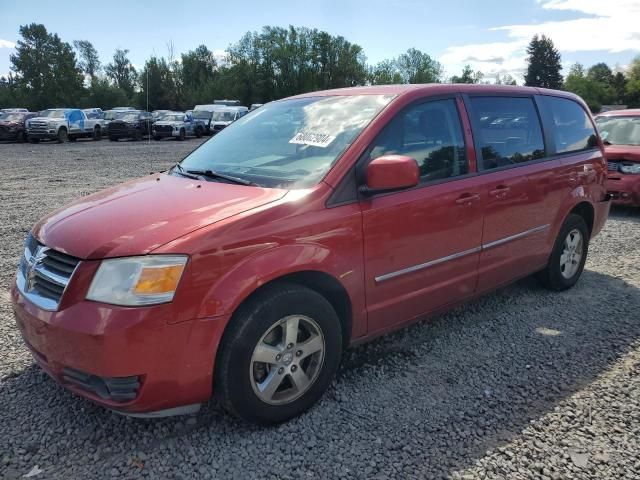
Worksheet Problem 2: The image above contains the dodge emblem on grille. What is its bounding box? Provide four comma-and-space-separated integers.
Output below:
25, 246, 49, 291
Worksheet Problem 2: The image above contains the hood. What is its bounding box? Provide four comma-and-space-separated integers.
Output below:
29, 116, 64, 123
154, 121, 181, 127
0, 120, 22, 128
33, 174, 287, 259
212, 121, 232, 126
604, 144, 640, 162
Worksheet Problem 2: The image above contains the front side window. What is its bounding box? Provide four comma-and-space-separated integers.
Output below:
543, 96, 598, 153
595, 116, 640, 146
180, 95, 394, 189
368, 99, 468, 183
469, 97, 545, 170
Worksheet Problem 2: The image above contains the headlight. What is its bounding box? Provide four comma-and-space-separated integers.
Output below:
620, 163, 640, 174
87, 255, 187, 306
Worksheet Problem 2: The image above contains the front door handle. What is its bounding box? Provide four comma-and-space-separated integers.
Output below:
489, 185, 510, 198
455, 193, 481, 205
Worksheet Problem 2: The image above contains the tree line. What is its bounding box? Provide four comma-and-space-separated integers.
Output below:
1, 23, 639, 113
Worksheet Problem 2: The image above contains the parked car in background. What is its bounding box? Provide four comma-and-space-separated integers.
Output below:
210, 106, 248, 134
108, 110, 154, 141
214, 99, 241, 106
1, 108, 29, 113
250, 103, 263, 111
153, 111, 204, 140
0, 111, 38, 142
193, 105, 223, 135
595, 109, 640, 207
11, 85, 610, 425
113, 107, 136, 111
26, 108, 104, 143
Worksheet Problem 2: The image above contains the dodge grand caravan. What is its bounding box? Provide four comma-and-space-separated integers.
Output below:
12, 84, 610, 424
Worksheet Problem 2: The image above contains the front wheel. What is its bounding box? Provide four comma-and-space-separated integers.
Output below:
177, 128, 186, 141
57, 128, 68, 143
215, 283, 342, 425
536, 214, 589, 291
92, 127, 101, 140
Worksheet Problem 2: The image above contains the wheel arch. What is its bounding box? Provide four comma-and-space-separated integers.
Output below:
569, 201, 594, 237
225, 270, 353, 350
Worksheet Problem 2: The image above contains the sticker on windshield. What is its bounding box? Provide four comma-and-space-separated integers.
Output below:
289, 131, 336, 148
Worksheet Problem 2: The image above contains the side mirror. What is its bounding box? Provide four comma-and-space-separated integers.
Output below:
360, 155, 419, 195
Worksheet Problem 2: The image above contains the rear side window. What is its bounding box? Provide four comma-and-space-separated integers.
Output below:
543, 96, 598, 154
469, 97, 545, 171
368, 99, 468, 183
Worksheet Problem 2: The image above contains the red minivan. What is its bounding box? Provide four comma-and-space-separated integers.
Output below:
595, 109, 640, 207
12, 85, 610, 424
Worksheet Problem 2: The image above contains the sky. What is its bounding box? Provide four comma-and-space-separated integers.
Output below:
0, 0, 639, 83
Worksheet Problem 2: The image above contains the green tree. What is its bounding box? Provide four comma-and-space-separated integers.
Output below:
9, 23, 84, 109
524, 34, 563, 89
450, 65, 484, 84
563, 63, 610, 112
105, 49, 137, 98
369, 59, 403, 85
138, 56, 182, 111
396, 48, 442, 84
626, 56, 640, 107
495, 73, 517, 85
587, 62, 614, 86
73, 39, 101, 82
611, 72, 627, 105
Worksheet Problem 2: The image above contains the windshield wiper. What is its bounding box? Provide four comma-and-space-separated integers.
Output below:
186, 169, 257, 186
171, 163, 202, 180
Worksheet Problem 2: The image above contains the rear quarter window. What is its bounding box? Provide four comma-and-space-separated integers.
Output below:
542, 96, 598, 154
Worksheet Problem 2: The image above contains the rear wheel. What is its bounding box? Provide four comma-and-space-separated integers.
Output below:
536, 214, 589, 291
195, 126, 203, 138
134, 129, 143, 141
57, 128, 68, 143
215, 283, 342, 425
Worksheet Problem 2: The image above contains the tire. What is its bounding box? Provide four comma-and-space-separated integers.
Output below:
133, 129, 142, 141
177, 128, 186, 141
215, 283, 342, 425
92, 126, 101, 141
536, 214, 589, 291
153, 135, 161, 141
16, 130, 25, 143
57, 128, 68, 143
195, 126, 203, 138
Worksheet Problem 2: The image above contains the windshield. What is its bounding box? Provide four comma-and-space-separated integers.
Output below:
103, 111, 123, 120
41, 110, 65, 118
119, 113, 140, 121
2, 113, 25, 121
179, 94, 394, 188
596, 116, 640, 146
193, 110, 212, 119
160, 114, 185, 122
212, 111, 236, 122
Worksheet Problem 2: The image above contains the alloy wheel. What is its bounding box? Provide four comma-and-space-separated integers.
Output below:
560, 228, 583, 279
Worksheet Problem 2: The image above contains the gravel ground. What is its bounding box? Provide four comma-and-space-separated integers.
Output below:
0, 138, 639, 480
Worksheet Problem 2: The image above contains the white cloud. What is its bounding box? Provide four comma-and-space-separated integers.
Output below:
440, 0, 640, 83
0, 39, 16, 49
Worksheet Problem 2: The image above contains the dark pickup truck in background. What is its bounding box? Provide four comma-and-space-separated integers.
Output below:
0, 111, 37, 142
108, 110, 154, 141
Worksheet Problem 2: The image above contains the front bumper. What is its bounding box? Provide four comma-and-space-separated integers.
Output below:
27, 130, 58, 140
0, 130, 20, 141
108, 125, 138, 138
607, 174, 640, 207
11, 282, 226, 416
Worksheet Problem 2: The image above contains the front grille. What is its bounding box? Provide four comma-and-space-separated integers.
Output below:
62, 368, 140, 402
155, 125, 173, 133
108, 122, 131, 135
17, 234, 80, 310
607, 161, 620, 172
27, 120, 49, 135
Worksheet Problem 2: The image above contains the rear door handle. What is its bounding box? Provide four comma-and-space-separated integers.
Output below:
455, 193, 481, 205
489, 185, 510, 198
